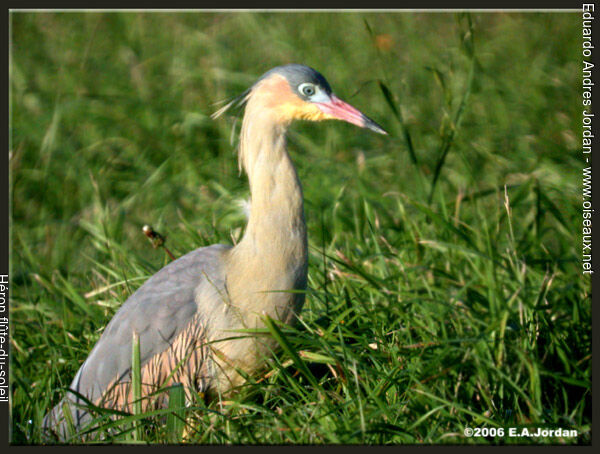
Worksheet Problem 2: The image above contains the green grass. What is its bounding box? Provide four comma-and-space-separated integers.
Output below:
9, 11, 590, 444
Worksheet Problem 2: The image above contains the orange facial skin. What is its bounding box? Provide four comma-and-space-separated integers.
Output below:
252, 74, 333, 124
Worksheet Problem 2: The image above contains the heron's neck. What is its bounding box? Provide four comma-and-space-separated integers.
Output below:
223, 99, 308, 329
238, 107, 307, 254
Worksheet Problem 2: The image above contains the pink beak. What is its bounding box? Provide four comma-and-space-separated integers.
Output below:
316, 95, 387, 135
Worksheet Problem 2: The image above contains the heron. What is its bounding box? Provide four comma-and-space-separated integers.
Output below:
42, 64, 387, 440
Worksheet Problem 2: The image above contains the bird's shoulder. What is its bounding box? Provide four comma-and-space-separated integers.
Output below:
107, 242, 231, 341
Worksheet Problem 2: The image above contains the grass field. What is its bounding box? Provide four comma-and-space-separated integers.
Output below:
9, 11, 590, 444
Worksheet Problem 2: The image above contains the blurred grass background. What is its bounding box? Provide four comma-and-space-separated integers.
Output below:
9, 11, 590, 444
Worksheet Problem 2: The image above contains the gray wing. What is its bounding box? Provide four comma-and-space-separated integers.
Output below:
43, 243, 231, 436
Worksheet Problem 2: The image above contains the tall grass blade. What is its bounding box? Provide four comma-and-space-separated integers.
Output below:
166, 384, 186, 443
131, 331, 142, 442
428, 13, 476, 203
378, 81, 418, 166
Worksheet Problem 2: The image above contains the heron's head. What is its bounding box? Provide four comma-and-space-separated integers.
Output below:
213, 64, 387, 135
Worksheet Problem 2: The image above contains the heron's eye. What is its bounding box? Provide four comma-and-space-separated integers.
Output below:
299, 83, 316, 97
